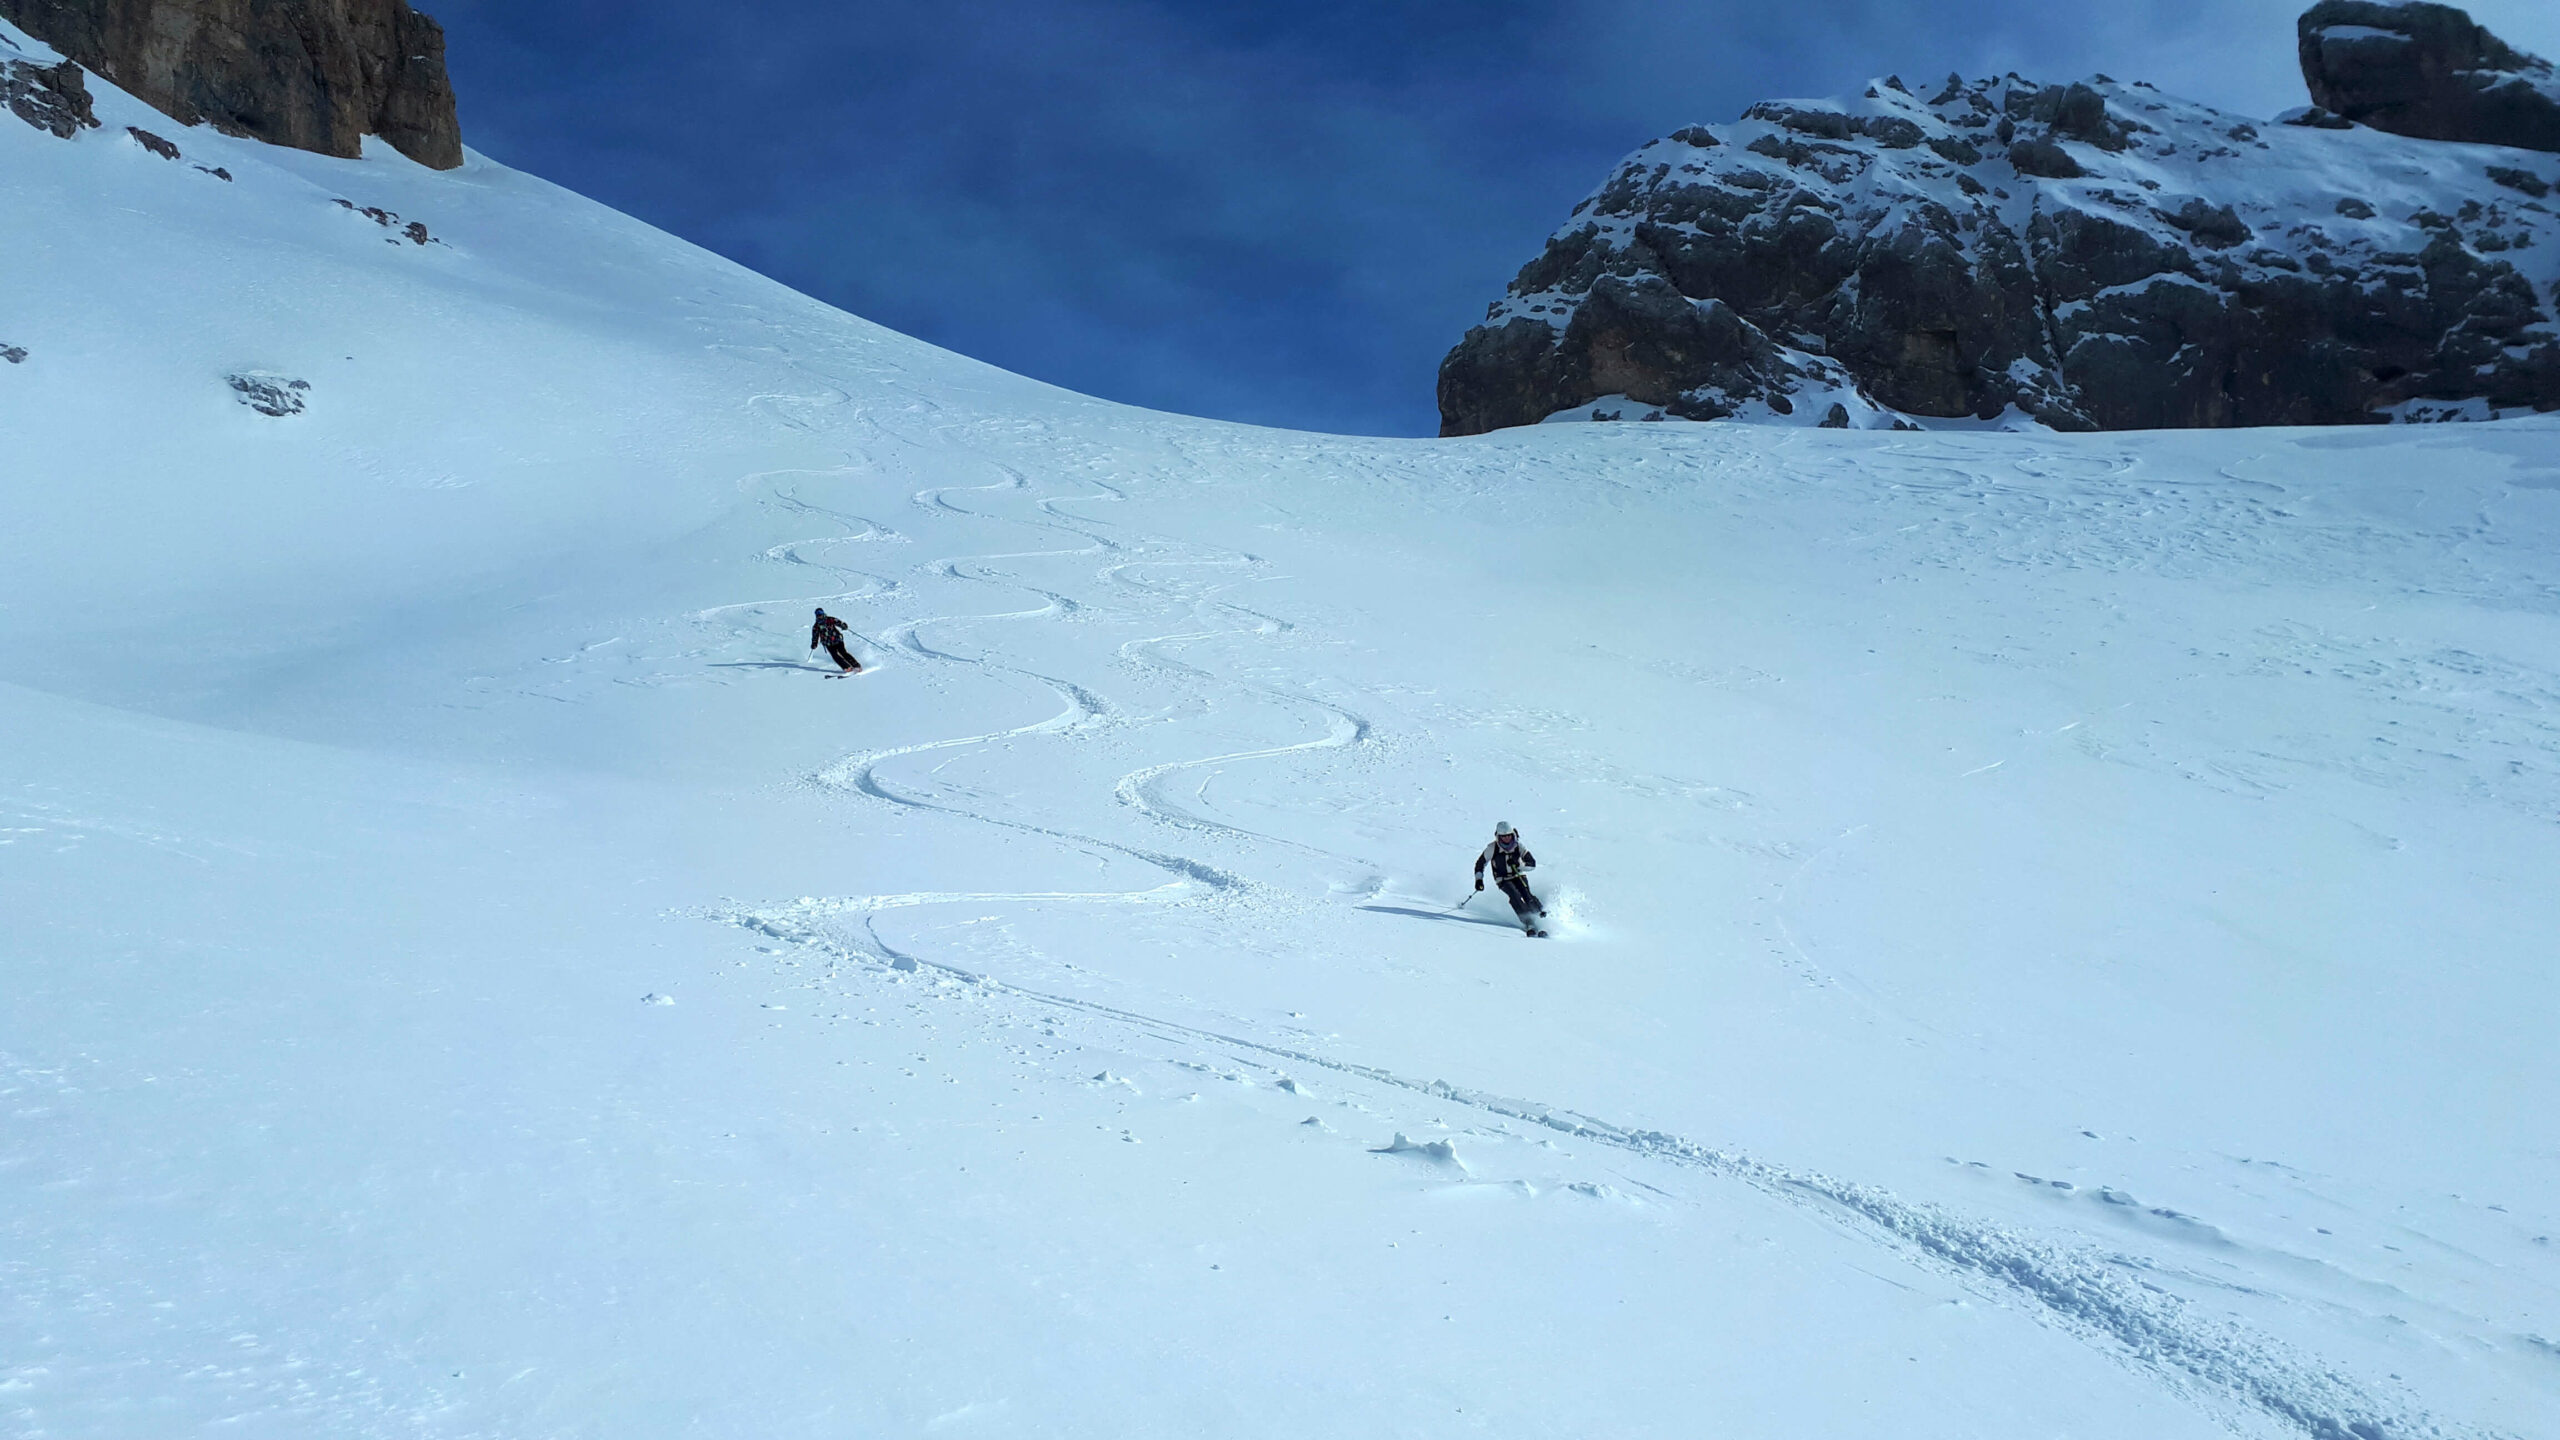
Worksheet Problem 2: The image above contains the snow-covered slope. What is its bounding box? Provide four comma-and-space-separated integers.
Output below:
5, 21, 2558, 1440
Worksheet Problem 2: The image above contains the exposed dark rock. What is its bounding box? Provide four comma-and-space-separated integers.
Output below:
1440, 62, 2560, 435
125, 120, 173, 156
2, 344, 28, 364
0, 0, 462, 167
2008, 79, 2144, 151
226, 371, 308, 415
2298, 0, 2560, 152
332, 195, 435, 244
2, 55, 98, 136
2486, 164, 2550, 197
193, 160, 226, 179
2007, 136, 2084, 178
2163, 199, 2252, 248
1437, 319, 1566, 440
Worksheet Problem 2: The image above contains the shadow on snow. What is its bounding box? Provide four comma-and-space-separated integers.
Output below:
1356, 903, 1525, 932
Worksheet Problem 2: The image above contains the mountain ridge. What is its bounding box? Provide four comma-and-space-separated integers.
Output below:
1439, 5, 2560, 435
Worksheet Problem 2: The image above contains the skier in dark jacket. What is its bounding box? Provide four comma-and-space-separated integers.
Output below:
810, 608, 861, 673
1474, 821, 1547, 936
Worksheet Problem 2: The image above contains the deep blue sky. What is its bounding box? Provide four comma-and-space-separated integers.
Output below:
430, 0, 2560, 436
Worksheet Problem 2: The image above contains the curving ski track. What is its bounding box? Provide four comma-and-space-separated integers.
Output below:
808, 456, 1269, 901
692, 370, 2473, 1440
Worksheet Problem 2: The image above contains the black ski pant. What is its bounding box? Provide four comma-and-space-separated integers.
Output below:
1497, 875, 1541, 923
821, 636, 858, 671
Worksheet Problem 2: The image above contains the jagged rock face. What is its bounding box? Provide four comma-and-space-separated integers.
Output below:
0, 0, 460, 168
1440, 67, 2560, 435
2298, 0, 2560, 153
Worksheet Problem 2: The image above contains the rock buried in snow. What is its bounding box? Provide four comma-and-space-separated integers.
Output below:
640, 992, 675, 1006
1370, 1132, 1465, 1169
226, 372, 309, 416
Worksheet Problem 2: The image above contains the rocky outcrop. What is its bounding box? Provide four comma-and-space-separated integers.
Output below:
1440, 10, 2560, 435
332, 194, 437, 245
2298, 0, 2560, 153
0, 0, 461, 167
226, 371, 309, 415
2, 53, 99, 136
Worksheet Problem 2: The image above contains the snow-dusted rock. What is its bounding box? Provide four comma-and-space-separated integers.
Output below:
1, 53, 96, 137
2298, 0, 2560, 153
1441, 22, 2560, 434
224, 371, 308, 416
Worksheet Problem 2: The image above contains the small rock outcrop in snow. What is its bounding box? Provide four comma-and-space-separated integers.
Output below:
2298, 0, 2560, 153
333, 196, 436, 245
0, 0, 462, 168
1439, 6, 2560, 434
225, 372, 308, 416
2, 54, 98, 137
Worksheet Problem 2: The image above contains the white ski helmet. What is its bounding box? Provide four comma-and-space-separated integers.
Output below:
1494, 820, 1516, 837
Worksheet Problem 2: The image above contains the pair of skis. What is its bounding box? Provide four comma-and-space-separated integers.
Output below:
1458, 889, 1547, 938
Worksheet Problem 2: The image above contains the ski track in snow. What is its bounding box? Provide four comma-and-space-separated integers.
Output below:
665, 371, 2496, 1440
1103, 551, 1378, 861
18, 70, 2555, 1436
775, 407, 1391, 915
804, 457, 1266, 902
715, 890, 2463, 1440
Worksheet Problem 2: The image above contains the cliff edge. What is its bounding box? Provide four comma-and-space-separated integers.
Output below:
0, 0, 459, 168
